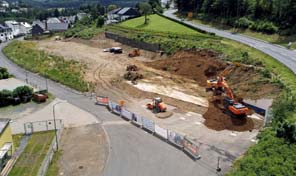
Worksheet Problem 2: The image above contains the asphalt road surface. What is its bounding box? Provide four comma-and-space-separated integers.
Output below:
164, 9, 296, 74
0, 41, 220, 176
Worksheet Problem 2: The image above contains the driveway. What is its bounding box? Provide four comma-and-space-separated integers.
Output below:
163, 9, 296, 74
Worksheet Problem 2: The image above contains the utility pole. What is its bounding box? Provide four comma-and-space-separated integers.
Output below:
25, 71, 28, 83
216, 156, 221, 172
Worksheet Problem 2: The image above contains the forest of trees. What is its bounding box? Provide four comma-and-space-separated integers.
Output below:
175, 0, 296, 34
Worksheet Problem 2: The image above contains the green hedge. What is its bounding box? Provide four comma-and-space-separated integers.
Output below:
0, 85, 33, 107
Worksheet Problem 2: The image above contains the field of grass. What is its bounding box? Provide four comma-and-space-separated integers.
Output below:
3, 41, 88, 92
10, 131, 55, 176
64, 24, 104, 40
12, 134, 23, 150
113, 14, 296, 175
120, 14, 200, 35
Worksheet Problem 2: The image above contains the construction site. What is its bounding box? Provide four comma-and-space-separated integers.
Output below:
37, 34, 280, 160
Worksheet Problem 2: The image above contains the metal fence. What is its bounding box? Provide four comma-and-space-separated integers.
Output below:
97, 97, 201, 160
23, 119, 63, 135
37, 127, 63, 176
105, 32, 161, 52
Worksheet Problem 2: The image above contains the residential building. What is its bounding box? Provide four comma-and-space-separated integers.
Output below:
0, 7, 6, 13
31, 20, 46, 36
32, 17, 69, 36
0, 1, 9, 8
11, 9, 20, 13
0, 118, 14, 172
0, 25, 13, 42
5, 21, 31, 37
46, 17, 69, 32
76, 12, 87, 20
107, 7, 140, 22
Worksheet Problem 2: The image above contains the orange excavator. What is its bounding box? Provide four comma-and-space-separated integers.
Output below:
206, 65, 249, 118
147, 97, 167, 113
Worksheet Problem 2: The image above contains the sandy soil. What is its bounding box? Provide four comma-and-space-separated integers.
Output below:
59, 124, 108, 176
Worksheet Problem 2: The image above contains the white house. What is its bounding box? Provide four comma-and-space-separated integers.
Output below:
4, 21, 31, 37
46, 17, 69, 32
0, 24, 13, 42
0, 1, 9, 8
107, 7, 140, 22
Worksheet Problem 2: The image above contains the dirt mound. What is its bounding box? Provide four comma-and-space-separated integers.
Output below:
145, 49, 280, 99
146, 49, 226, 87
204, 104, 254, 131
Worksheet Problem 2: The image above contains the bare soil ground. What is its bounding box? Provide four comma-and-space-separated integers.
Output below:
145, 49, 280, 131
36, 36, 280, 132
59, 124, 108, 176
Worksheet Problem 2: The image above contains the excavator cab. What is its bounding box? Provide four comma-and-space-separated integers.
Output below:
223, 97, 248, 117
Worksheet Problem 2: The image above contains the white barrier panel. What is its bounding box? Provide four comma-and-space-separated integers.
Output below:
121, 108, 133, 120
132, 114, 142, 126
108, 101, 112, 110
142, 117, 155, 132
155, 125, 168, 139
168, 130, 184, 148
111, 102, 121, 115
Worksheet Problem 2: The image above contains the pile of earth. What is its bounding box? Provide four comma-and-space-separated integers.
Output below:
145, 49, 280, 131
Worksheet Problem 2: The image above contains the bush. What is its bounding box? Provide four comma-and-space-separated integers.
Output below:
97, 16, 105, 28
0, 67, 9, 79
0, 89, 12, 106
250, 21, 279, 34
12, 86, 33, 98
234, 17, 254, 29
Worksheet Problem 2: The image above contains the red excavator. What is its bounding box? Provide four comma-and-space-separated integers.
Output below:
206, 65, 249, 118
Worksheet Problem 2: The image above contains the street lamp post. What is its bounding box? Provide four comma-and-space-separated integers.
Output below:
52, 100, 67, 151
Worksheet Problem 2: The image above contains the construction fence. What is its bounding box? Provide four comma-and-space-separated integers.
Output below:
105, 32, 161, 52
97, 96, 201, 160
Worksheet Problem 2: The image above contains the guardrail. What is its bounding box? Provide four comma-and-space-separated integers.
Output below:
97, 96, 201, 160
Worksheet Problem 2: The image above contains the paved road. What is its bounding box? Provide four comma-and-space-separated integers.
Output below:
0, 41, 220, 176
164, 9, 296, 74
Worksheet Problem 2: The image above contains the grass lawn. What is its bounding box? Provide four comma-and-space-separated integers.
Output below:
12, 134, 23, 150
120, 14, 199, 35
10, 131, 55, 176
46, 150, 62, 176
3, 41, 88, 92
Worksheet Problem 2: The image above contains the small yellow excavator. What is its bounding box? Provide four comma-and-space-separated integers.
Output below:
146, 97, 167, 113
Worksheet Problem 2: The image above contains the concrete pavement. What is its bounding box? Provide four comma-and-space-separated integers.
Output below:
163, 9, 296, 74
0, 41, 221, 175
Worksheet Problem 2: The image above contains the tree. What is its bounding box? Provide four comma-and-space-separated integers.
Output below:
139, 2, 152, 24
97, 16, 105, 27
108, 4, 117, 12
54, 8, 60, 17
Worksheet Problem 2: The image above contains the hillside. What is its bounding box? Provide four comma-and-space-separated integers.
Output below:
7, 0, 145, 8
